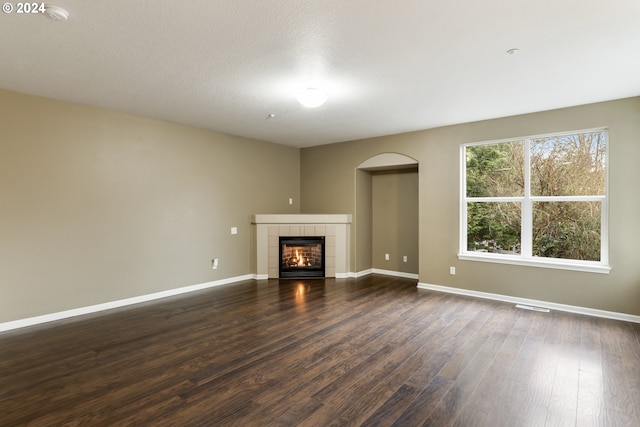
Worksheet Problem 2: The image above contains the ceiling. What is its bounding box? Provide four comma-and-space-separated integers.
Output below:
1, 1, 639, 148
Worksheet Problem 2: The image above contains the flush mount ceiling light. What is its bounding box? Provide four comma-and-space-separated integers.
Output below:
296, 87, 328, 108
44, 4, 69, 21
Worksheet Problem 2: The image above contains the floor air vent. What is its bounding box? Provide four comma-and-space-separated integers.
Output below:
515, 304, 550, 313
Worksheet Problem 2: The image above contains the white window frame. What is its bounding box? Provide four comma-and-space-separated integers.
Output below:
458, 128, 610, 274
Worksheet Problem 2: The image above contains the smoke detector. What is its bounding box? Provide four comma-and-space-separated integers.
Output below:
44, 5, 69, 21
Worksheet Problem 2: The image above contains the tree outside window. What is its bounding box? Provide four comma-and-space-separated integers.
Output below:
463, 130, 607, 267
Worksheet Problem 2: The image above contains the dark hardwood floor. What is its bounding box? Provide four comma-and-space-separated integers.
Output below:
1, 275, 639, 426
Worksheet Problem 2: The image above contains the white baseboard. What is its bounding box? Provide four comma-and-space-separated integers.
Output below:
336, 269, 419, 280
355, 269, 373, 278
0, 274, 256, 333
254, 270, 414, 280
335, 272, 353, 278
336, 269, 371, 278
371, 268, 419, 280
10, 274, 633, 333
417, 282, 640, 324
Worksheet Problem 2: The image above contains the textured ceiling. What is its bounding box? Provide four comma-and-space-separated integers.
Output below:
1, 0, 639, 147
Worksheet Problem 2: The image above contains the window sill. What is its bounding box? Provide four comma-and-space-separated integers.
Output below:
457, 253, 611, 274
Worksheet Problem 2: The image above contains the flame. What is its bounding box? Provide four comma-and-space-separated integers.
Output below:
284, 246, 312, 268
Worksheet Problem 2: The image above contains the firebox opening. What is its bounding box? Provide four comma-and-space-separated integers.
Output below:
279, 236, 325, 278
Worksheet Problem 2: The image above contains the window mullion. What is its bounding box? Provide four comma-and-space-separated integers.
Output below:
521, 138, 532, 258
600, 198, 608, 265
460, 144, 467, 255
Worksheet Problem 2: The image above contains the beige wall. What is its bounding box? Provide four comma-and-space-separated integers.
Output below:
0, 89, 300, 323
354, 169, 372, 271
371, 170, 419, 273
301, 97, 640, 316
3, 89, 639, 322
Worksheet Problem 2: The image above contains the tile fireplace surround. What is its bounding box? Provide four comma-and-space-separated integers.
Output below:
252, 214, 352, 279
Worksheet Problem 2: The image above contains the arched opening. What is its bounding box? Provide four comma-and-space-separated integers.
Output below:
355, 153, 419, 278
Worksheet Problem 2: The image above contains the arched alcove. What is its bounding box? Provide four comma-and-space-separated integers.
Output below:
355, 153, 419, 277
357, 152, 418, 171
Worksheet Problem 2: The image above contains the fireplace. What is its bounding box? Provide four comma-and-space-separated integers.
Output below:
279, 236, 325, 278
252, 214, 351, 279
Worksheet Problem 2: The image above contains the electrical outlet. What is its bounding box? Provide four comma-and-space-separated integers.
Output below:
288, 198, 293, 205
385, 253, 390, 261
403, 256, 408, 262
450, 266, 456, 275
231, 227, 238, 235
212, 259, 219, 269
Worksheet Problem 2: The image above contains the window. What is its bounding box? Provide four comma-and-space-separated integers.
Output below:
460, 129, 609, 273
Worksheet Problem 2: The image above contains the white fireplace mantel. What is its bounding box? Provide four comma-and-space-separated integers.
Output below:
252, 214, 352, 279
252, 214, 352, 224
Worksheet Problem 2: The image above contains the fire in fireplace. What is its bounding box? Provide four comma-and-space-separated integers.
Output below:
279, 236, 325, 278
